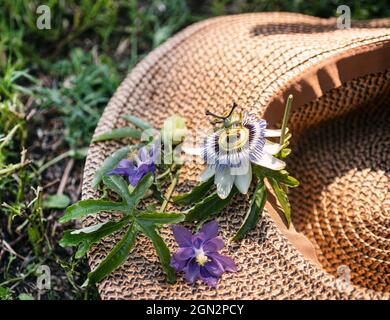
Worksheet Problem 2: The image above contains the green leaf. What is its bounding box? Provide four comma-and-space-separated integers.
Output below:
0, 286, 12, 300
136, 221, 175, 283
103, 175, 133, 205
122, 115, 153, 130
136, 211, 184, 226
85, 223, 137, 286
232, 180, 267, 241
59, 217, 131, 258
151, 184, 165, 204
268, 177, 291, 227
127, 173, 154, 211
43, 194, 71, 209
92, 127, 142, 142
18, 293, 34, 300
185, 187, 237, 222
253, 166, 299, 188
92, 145, 135, 189
173, 178, 213, 205
59, 200, 128, 223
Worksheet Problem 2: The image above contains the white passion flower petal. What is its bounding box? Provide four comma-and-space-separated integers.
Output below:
263, 140, 283, 155
234, 163, 252, 194
215, 166, 234, 199
250, 152, 286, 170
199, 165, 216, 181
264, 129, 282, 137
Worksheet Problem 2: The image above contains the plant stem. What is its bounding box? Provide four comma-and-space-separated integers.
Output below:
0, 161, 30, 176
156, 168, 171, 180
280, 94, 293, 146
159, 171, 179, 213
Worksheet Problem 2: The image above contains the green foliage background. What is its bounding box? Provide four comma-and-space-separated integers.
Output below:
0, 0, 387, 300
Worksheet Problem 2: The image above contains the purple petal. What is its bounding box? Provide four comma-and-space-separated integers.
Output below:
138, 147, 149, 162
209, 253, 237, 272
202, 237, 224, 253
185, 259, 200, 284
171, 247, 193, 271
107, 159, 135, 177
200, 268, 218, 287
204, 258, 224, 277
203, 276, 218, 287
107, 167, 131, 176
149, 144, 157, 160
117, 159, 134, 168
128, 170, 144, 186
198, 220, 219, 241
137, 163, 151, 175
175, 247, 194, 260
191, 235, 204, 249
172, 225, 193, 247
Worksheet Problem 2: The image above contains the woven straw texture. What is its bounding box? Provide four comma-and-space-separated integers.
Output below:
81, 13, 390, 299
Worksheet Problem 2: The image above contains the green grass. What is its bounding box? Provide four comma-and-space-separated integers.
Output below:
0, 0, 387, 300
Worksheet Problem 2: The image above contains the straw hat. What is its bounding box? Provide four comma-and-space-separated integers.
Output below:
82, 12, 390, 299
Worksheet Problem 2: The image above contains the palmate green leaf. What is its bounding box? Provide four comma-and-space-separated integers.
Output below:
128, 173, 154, 210
253, 165, 299, 188
122, 114, 153, 130
92, 127, 142, 142
59, 200, 128, 223
92, 145, 138, 189
103, 175, 133, 205
151, 184, 165, 204
135, 221, 176, 283
268, 177, 291, 227
135, 211, 185, 226
232, 179, 267, 241
85, 223, 138, 286
173, 178, 213, 205
185, 187, 237, 222
59, 217, 131, 258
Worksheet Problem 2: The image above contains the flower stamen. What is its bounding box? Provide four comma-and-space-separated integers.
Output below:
195, 250, 208, 266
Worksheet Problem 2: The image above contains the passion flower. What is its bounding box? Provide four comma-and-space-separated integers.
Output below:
200, 106, 285, 199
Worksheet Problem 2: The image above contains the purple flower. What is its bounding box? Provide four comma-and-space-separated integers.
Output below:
171, 220, 236, 287
108, 145, 157, 186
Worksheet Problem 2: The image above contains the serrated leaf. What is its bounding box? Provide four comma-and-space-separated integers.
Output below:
59, 200, 128, 223
43, 194, 71, 209
103, 175, 133, 205
185, 187, 237, 222
59, 217, 131, 258
173, 178, 213, 205
135, 211, 184, 226
85, 224, 137, 286
136, 221, 175, 283
268, 177, 291, 227
92, 127, 142, 142
92, 145, 134, 189
232, 180, 266, 241
122, 115, 153, 130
